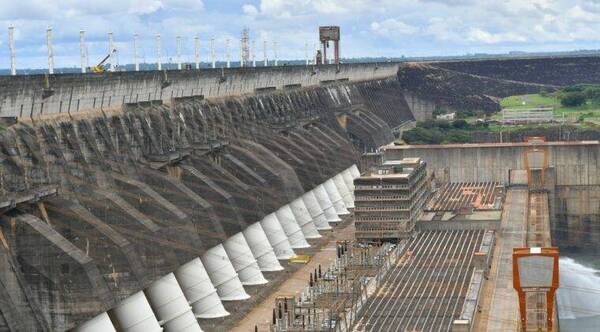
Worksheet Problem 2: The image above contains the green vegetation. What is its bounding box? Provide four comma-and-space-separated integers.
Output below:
561, 93, 586, 107
400, 121, 600, 145
432, 107, 445, 118
558, 84, 600, 107
401, 119, 488, 144
402, 85, 600, 145
499, 85, 600, 121
500, 94, 559, 109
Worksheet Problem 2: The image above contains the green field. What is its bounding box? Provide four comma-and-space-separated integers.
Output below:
500, 94, 560, 109
499, 93, 600, 120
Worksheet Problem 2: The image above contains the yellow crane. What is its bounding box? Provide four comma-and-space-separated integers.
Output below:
90, 49, 116, 73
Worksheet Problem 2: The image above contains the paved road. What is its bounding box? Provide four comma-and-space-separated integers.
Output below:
484, 188, 527, 332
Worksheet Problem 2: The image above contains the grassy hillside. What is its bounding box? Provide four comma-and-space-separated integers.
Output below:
500, 94, 559, 109
500, 93, 600, 121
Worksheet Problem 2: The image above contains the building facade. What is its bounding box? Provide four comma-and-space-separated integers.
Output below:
354, 157, 430, 241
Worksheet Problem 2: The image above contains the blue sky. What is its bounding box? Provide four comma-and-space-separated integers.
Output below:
2, 0, 600, 69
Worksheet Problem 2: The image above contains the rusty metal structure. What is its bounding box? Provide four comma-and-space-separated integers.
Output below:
319, 26, 340, 65
513, 247, 560, 332
426, 182, 504, 212
512, 136, 559, 332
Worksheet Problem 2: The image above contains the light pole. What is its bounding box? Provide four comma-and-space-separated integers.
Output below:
47, 27, 54, 74
156, 34, 162, 70
79, 30, 86, 73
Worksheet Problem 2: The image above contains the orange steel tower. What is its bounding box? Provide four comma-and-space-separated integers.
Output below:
513, 247, 559, 332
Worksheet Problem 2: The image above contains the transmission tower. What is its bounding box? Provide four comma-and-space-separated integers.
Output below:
241, 28, 250, 67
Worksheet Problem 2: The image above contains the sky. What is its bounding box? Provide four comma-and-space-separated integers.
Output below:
2, 0, 600, 69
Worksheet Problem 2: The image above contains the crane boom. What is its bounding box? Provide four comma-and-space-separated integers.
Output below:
91, 49, 116, 74
97, 53, 111, 67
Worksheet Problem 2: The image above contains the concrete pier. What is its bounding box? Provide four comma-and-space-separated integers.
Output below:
478, 189, 527, 331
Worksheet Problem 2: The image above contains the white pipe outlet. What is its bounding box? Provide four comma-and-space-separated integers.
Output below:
74, 312, 116, 332
350, 164, 361, 179
342, 168, 355, 192
324, 179, 350, 215
174, 258, 229, 319
259, 213, 295, 260
342, 169, 356, 204
290, 198, 321, 239
223, 232, 268, 285
145, 273, 202, 332
301, 191, 331, 230
276, 205, 310, 249
243, 222, 284, 271
163, 311, 201, 332
109, 291, 162, 332
334, 174, 354, 209
313, 185, 341, 223
201, 244, 250, 301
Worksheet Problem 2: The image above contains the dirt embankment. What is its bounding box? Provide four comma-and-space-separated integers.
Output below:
431, 56, 600, 86
397, 62, 556, 114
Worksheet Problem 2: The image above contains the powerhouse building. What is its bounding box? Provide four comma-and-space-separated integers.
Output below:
354, 157, 429, 241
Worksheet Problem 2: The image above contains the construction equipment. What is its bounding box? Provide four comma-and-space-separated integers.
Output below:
90, 49, 116, 73
290, 255, 312, 264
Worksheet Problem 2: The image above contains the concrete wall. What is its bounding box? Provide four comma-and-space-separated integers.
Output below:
402, 91, 435, 121
556, 185, 600, 218
384, 142, 600, 186
0, 63, 399, 118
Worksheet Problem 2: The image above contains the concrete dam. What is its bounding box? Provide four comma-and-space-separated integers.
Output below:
0, 62, 417, 331
1, 56, 600, 331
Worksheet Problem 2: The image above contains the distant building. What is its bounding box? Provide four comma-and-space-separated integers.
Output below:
354, 157, 430, 241
436, 112, 456, 120
501, 108, 554, 123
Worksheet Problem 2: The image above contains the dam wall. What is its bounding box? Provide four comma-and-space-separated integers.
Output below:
384, 141, 600, 252
0, 63, 399, 118
384, 142, 600, 186
0, 72, 415, 330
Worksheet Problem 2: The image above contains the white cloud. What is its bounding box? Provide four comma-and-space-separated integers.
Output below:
242, 4, 259, 17
5, 0, 600, 69
567, 4, 600, 22
371, 19, 418, 36
0, 0, 204, 20
467, 28, 526, 44
254, 0, 385, 18
424, 16, 465, 42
